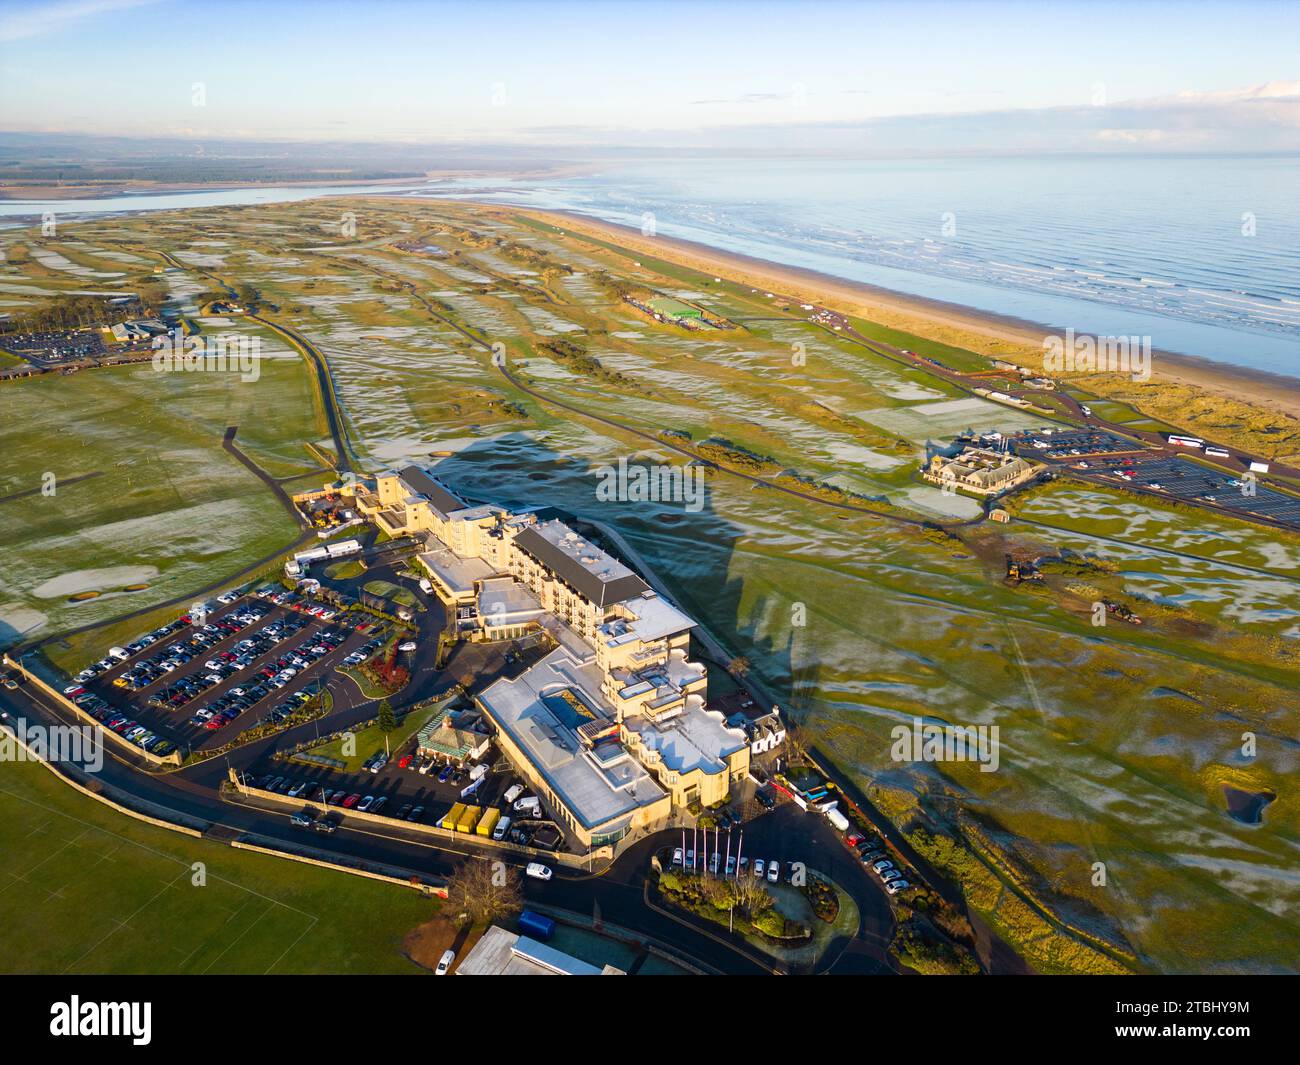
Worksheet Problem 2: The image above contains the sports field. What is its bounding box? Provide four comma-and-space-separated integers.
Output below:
0, 760, 429, 974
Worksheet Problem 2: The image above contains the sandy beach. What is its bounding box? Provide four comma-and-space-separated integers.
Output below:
462, 202, 1300, 423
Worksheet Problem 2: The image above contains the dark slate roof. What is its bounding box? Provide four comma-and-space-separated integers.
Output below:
398, 465, 465, 516
513, 526, 649, 608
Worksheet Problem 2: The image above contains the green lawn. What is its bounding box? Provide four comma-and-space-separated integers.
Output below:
0, 760, 432, 974
299, 698, 444, 773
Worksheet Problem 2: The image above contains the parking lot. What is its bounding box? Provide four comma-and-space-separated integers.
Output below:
1089, 454, 1300, 527
243, 747, 537, 838
67, 589, 389, 755
662, 798, 912, 899
1011, 426, 1145, 459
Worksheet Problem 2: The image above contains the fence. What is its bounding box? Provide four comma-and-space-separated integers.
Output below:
3, 653, 183, 767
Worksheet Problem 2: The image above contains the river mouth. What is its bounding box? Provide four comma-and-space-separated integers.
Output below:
1222, 785, 1276, 825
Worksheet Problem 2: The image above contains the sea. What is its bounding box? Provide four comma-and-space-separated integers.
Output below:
5, 153, 1297, 377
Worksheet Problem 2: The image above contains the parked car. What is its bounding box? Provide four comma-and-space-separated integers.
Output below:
342, 793, 361, 808
357, 795, 375, 812
767, 860, 780, 883
885, 879, 911, 895
753, 859, 765, 879
435, 949, 455, 975
671, 847, 684, 866
525, 862, 553, 881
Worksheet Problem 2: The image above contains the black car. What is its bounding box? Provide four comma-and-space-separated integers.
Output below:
755, 789, 776, 809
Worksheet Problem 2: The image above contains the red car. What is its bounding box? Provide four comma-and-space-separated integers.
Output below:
398, 755, 412, 769
845, 832, 866, 847
342, 793, 361, 809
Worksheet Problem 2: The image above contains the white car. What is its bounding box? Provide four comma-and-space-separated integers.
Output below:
767, 860, 780, 883
357, 795, 375, 812
435, 948, 455, 975
753, 859, 765, 879
885, 880, 911, 895
398, 641, 417, 652
525, 862, 553, 881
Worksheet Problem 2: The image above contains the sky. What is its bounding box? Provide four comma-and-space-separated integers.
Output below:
1, 0, 1298, 153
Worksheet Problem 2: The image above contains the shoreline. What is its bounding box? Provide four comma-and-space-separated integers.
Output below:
0, 164, 592, 202
443, 200, 1300, 421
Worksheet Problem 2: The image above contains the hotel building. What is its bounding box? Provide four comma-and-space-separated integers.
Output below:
346, 465, 758, 851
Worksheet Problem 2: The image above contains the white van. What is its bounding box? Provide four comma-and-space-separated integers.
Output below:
503, 784, 525, 805
525, 862, 552, 881
513, 795, 540, 815
492, 815, 512, 841
108, 647, 129, 661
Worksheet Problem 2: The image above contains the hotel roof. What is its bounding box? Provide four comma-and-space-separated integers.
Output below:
601, 591, 695, 646
397, 465, 465, 517
513, 519, 649, 608
625, 702, 748, 777
418, 542, 497, 598
456, 926, 625, 976
476, 644, 666, 831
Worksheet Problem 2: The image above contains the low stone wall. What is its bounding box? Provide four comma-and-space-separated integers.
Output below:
230, 838, 448, 897
2, 725, 205, 838
3, 653, 183, 767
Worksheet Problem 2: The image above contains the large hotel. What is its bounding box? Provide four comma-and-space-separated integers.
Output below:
346, 465, 777, 851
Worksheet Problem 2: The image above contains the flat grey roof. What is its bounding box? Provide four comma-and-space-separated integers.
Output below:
456, 925, 624, 975
418, 543, 496, 597
477, 645, 665, 830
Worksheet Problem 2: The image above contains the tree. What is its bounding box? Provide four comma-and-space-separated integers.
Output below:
727, 874, 775, 917
444, 858, 522, 928
784, 721, 813, 765
377, 698, 396, 733
727, 655, 751, 679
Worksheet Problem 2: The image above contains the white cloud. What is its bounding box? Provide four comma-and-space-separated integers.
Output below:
0, 0, 162, 44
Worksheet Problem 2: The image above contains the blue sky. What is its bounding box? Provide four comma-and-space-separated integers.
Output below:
1, 0, 1297, 151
